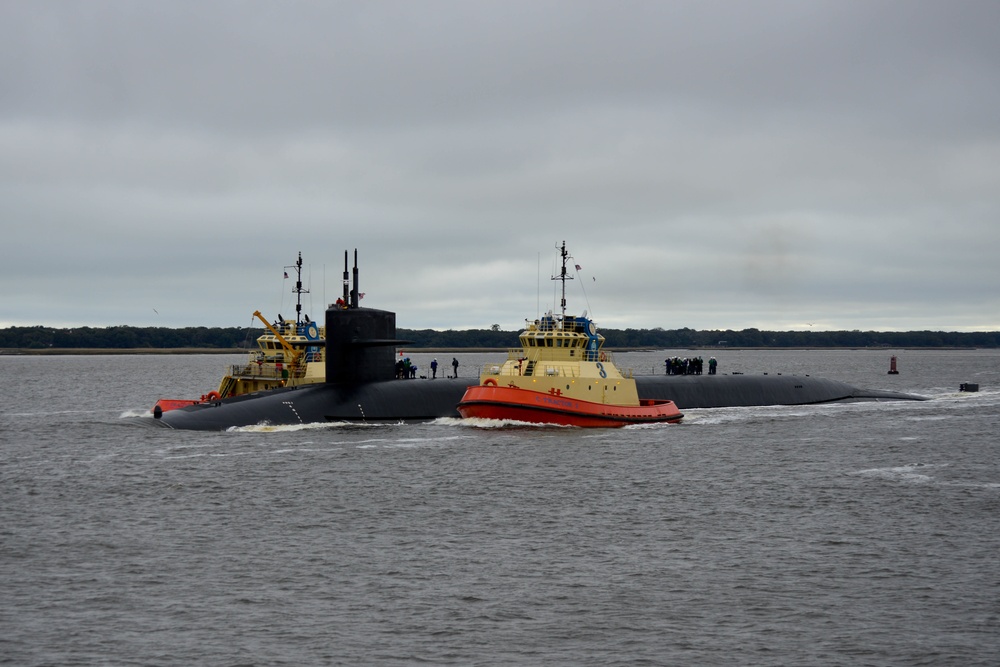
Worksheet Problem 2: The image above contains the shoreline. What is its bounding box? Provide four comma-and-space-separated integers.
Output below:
1, 346, 985, 356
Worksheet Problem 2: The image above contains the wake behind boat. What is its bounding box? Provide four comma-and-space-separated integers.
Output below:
457, 242, 683, 427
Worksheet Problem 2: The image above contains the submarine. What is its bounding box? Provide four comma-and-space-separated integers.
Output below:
154, 250, 925, 431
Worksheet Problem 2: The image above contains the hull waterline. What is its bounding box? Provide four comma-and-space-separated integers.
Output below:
154, 374, 927, 431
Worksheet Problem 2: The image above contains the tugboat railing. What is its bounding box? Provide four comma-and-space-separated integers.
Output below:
228, 363, 308, 380
479, 352, 635, 380
502, 347, 614, 364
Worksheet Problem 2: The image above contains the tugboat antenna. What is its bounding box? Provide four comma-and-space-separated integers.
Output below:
285, 251, 309, 325
551, 240, 573, 326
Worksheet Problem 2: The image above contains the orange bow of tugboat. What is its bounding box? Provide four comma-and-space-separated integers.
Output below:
458, 384, 682, 427
456, 241, 682, 428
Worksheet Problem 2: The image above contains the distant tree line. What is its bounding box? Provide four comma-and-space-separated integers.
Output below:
590, 327, 1000, 349
0, 325, 263, 350
3, 325, 999, 350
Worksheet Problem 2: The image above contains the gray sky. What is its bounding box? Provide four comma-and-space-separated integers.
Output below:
3, 0, 998, 332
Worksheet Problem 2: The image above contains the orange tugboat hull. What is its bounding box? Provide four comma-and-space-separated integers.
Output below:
457, 385, 683, 427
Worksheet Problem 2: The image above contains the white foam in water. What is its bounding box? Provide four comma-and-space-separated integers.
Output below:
623, 421, 680, 430
452, 416, 571, 429
679, 402, 847, 426
854, 463, 947, 484
269, 448, 334, 454
228, 420, 395, 433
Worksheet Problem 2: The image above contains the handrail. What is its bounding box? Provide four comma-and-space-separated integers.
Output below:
504, 346, 616, 364
480, 363, 583, 379
228, 363, 308, 380
480, 361, 633, 379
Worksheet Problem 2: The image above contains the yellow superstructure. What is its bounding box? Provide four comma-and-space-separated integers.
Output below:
213, 315, 325, 398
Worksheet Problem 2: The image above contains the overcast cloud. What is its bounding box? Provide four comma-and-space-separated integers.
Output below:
2, 0, 998, 333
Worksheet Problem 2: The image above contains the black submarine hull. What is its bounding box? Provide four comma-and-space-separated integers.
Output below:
155, 374, 924, 431
635, 374, 923, 407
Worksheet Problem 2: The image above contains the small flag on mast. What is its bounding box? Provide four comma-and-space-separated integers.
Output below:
575, 264, 582, 271
284, 271, 289, 279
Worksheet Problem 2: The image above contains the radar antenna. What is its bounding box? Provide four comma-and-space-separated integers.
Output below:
285, 251, 309, 325
550, 240, 574, 327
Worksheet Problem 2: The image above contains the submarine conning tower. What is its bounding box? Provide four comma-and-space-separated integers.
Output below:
325, 250, 411, 385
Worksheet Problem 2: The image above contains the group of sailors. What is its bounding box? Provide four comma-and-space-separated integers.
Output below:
665, 356, 718, 375
396, 357, 461, 379
396, 357, 419, 379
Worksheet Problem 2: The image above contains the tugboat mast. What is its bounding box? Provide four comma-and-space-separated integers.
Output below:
285, 251, 309, 325
551, 240, 574, 326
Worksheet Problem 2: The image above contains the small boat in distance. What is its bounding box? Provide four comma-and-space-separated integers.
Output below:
151, 253, 325, 417
457, 242, 683, 427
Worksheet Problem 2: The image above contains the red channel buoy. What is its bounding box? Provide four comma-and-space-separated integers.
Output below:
888, 355, 899, 375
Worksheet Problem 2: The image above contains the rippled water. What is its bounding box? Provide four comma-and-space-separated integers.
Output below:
2, 349, 999, 665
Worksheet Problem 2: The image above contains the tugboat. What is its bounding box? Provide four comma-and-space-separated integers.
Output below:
151, 253, 325, 417
456, 242, 683, 427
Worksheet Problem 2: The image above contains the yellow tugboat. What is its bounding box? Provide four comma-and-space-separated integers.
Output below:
457, 242, 683, 427
151, 253, 325, 417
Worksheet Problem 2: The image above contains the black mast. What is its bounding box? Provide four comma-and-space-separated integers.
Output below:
285, 252, 309, 325
551, 240, 573, 324
342, 251, 350, 305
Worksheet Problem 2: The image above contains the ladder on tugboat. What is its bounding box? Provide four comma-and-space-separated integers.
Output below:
217, 376, 237, 399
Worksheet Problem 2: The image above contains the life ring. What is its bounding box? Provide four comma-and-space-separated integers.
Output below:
202, 390, 221, 402
599, 352, 607, 362
483, 378, 498, 387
